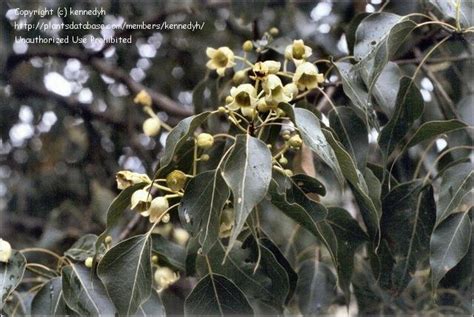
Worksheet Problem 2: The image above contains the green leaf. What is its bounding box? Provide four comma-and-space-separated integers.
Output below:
137, 290, 166, 316
345, 13, 371, 55
437, 162, 473, 225
355, 13, 415, 92
179, 170, 230, 254
151, 234, 186, 271
381, 181, 436, 294
97, 234, 152, 315
296, 260, 337, 315
62, 264, 116, 315
329, 107, 369, 170
31, 277, 67, 315
96, 183, 147, 254
156, 112, 210, 177
368, 61, 402, 117
378, 77, 424, 157
291, 174, 326, 197
430, 211, 471, 290
65, 234, 102, 261
222, 134, 272, 251
334, 62, 370, 115
294, 107, 344, 185
429, 0, 473, 27
184, 273, 253, 316
323, 128, 381, 240
0, 250, 26, 310
326, 207, 368, 303
405, 119, 467, 149
197, 240, 289, 310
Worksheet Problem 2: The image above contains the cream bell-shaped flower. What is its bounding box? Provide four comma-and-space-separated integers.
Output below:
263, 74, 292, 106
131, 189, 152, 212
116, 171, 151, 190
263, 60, 281, 74
284, 83, 299, 99
154, 266, 179, 290
228, 84, 257, 110
0, 239, 12, 263
284, 39, 312, 65
148, 196, 169, 223
241, 106, 257, 119
206, 47, 235, 76
293, 62, 324, 90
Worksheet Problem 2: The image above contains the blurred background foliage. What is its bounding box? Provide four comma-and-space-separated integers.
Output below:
0, 0, 472, 314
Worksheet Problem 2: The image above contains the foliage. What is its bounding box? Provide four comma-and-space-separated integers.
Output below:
1, 0, 472, 315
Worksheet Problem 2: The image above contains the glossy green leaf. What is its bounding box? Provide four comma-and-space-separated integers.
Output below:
296, 260, 337, 315
0, 250, 26, 310
97, 234, 152, 315
405, 119, 467, 149
327, 207, 368, 303
329, 107, 369, 170
437, 162, 473, 225
335, 62, 370, 114
346, 13, 371, 54
137, 290, 166, 316
62, 264, 116, 315
291, 174, 326, 196
151, 234, 186, 271
378, 77, 424, 157
31, 277, 67, 315
197, 240, 289, 310
294, 107, 344, 184
95, 183, 147, 254
369, 61, 402, 117
156, 112, 210, 177
323, 128, 380, 240
355, 13, 415, 92
222, 134, 272, 251
429, 0, 473, 27
430, 211, 471, 290
179, 170, 230, 254
381, 181, 436, 294
65, 234, 101, 261
184, 273, 253, 316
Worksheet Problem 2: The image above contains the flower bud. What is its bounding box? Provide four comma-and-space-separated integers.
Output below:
200, 154, 210, 161
130, 189, 152, 212
279, 156, 288, 165
285, 169, 294, 177
152, 255, 159, 264
219, 208, 234, 238
173, 228, 190, 246
154, 266, 179, 290
196, 133, 214, 149
149, 196, 169, 223
0, 239, 12, 263
242, 40, 253, 52
232, 70, 247, 85
269, 27, 279, 36
134, 90, 152, 108
288, 134, 303, 149
143, 117, 161, 137
218, 106, 227, 113
241, 106, 257, 119
105, 236, 113, 245
85, 257, 93, 268
162, 213, 171, 223
166, 170, 187, 191
281, 130, 291, 140
257, 98, 270, 113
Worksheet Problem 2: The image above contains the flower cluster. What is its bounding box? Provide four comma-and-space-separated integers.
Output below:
205, 38, 325, 120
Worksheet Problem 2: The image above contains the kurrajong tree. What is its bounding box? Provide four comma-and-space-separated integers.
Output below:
1, 0, 472, 316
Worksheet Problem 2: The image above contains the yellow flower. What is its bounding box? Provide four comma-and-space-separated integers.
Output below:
154, 266, 179, 290
284, 83, 299, 99
131, 189, 152, 212
116, 171, 151, 190
134, 90, 152, 108
263, 74, 292, 106
228, 84, 257, 110
241, 106, 257, 119
251, 61, 281, 79
0, 239, 12, 263
284, 39, 312, 65
206, 47, 235, 76
293, 62, 324, 90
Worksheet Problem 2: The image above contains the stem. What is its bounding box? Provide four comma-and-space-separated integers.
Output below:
411, 36, 451, 81
20, 248, 67, 265
421, 145, 474, 184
